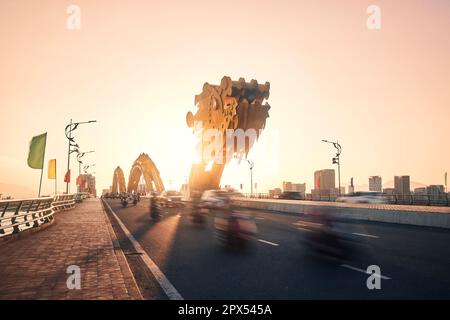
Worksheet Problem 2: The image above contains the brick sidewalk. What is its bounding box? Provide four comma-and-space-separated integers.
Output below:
0, 198, 142, 300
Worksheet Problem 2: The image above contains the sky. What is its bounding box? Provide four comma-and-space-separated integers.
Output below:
1, 0, 449, 198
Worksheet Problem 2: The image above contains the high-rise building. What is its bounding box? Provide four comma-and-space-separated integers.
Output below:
78, 174, 97, 197
394, 176, 410, 195
369, 176, 382, 192
312, 169, 335, 195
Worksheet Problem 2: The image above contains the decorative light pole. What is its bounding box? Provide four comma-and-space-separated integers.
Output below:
83, 164, 96, 174
77, 151, 95, 175
247, 160, 254, 196
322, 139, 342, 196
64, 119, 96, 193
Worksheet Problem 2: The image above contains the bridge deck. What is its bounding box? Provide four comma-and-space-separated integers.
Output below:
0, 198, 141, 300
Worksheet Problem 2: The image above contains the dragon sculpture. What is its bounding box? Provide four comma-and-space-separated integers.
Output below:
186, 76, 271, 193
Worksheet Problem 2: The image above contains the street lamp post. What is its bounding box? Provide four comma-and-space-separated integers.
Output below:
322, 139, 342, 196
65, 119, 96, 194
247, 160, 254, 196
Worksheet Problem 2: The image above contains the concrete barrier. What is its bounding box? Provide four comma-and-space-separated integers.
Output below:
233, 198, 450, 229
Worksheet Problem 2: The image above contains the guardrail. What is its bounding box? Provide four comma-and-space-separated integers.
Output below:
0, 197, 54, 237
0, 194, 81, 238
52, 194, 76, 212
75, 192, 90, 203
241, 193, 450, 207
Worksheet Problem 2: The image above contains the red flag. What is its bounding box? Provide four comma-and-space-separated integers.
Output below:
64, 170, 71, 183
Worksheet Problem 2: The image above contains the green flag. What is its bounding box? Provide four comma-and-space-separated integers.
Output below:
27, 133, 47, 169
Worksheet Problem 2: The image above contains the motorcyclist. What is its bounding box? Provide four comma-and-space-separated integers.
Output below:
189, 191, 205, 224
150, 192, 161, 219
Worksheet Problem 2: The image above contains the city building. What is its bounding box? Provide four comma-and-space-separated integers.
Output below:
348, 185, 354, 194
426, 185, 445, 197
394, 175, 410, 195
312, 169, 335, 195
383, 188, 396, 195
413, 187, 427, 195
282, 181, 306, 195
269, 188, 282, 198
369, 176, 382, 192
77, 174, 97, 197
348, 177, 355, 194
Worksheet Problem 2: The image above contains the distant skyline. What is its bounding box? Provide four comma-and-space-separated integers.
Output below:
1, 0, 450, 197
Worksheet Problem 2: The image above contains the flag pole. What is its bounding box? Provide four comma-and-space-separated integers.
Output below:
38, 134, 47, 197
55, 159, 57, 195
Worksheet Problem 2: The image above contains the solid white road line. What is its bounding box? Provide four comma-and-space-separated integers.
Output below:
341, 264, 391, 280
351, 232, 379, 239
258, 239, 279, 246
255, 217, 265, 220
104, 201, 183, 300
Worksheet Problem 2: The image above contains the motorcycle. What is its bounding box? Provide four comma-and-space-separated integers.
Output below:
121, 194, 138, 207
214, 210, 257, 247
150, 198, 162, 220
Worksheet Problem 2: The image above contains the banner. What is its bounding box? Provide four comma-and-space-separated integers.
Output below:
64, 169, 71, 183
27, 133, 47, 169
48, 159, 56, 179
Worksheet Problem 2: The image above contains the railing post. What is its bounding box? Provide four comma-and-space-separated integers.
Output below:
11, 201, 23, 234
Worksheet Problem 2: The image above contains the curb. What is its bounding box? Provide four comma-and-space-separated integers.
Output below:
101, 199, 143, 300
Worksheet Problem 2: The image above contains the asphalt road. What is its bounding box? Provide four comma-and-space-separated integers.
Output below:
105, 199, 450, 299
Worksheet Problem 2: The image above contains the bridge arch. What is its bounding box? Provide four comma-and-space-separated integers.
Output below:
127, 153, 165, 193
112, 166, 126, 193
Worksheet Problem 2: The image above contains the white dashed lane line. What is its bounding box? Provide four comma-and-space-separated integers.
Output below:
351, 232, 379, 239
258, 239, 279, 246
341, 264, 391, 280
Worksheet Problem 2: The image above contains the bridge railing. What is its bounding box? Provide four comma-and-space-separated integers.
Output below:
52, 194, 76, 212
0, 194, 82, 238
0, 197, 54, 237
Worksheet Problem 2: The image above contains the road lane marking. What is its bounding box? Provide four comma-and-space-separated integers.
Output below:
341, 264, 391, 280
297, 226, 313, 232
103, 200, 183, 300
255, 217, 265, 220
351, 232, 379, 239
293, 221, 323, 228
258, 239, 279, 246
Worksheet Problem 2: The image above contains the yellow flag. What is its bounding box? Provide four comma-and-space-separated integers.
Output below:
48, 159, 56, 179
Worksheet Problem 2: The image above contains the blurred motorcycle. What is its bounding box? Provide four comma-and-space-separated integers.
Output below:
301, 208, 353, 261
121, 193, 138, 207
214, 210, 257, 247
150, 193, 162, 220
